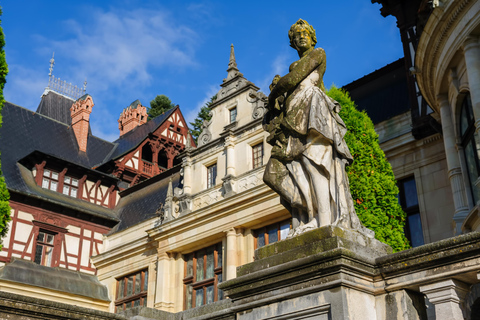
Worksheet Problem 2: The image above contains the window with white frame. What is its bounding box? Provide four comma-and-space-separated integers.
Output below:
62, 176, 79, 198
229, 107, 237, 123
207, 163, 217, 188
42, 169, 59, 191
34, 230, 55, 266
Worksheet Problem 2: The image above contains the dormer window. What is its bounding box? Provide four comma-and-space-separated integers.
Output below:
229, 107, 237, 123
63, 176, 79, 198
42, 169, 59, 191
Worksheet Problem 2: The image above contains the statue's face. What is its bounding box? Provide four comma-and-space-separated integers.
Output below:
292, 27, 313, 52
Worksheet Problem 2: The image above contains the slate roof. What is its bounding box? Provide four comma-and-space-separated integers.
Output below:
102, 105, 179, 162
343, 58, 411, 124
0, 101, 118, 223
111, 168, 181, 234
36, 91, 92, 135
127, 99, 141, 109
1, 101, 116, 191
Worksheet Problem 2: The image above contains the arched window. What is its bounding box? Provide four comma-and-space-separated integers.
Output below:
141, 143, 153, 163
460, 93, 480, 203
157, 150, 168, 169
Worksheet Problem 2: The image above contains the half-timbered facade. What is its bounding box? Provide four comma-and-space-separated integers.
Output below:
0, 67, 190, 311
97, 105, 192, 187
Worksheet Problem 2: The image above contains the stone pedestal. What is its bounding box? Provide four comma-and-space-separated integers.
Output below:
219, 226, 392, 320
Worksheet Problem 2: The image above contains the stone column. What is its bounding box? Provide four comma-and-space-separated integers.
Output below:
182, 156, 192, 195
438, 94, 470, 233
225, 228, 237, 280
154, 250, 174, 311
225, 135, 236, 177
463, 36, 480, 131
222, 135, 236, 197
420, 279, 469, 320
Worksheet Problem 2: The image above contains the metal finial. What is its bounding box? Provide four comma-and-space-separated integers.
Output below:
48, 52, 55, 77
83, 78, 87, 93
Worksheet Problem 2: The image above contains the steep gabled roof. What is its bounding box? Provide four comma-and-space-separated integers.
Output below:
36, 91, 76, 125
0, 102, 118, 223
100, 106, 179, 163
1, 102, 116, 190
36, 91, 93, 135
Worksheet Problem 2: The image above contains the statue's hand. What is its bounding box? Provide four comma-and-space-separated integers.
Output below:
269, 74, 281, 91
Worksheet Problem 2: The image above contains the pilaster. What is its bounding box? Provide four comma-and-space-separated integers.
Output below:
225, 228, 237, 281
154, 250, 175, 312
463, 36, 480, 132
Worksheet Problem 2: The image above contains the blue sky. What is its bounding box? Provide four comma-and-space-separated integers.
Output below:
2, 1, 401, 141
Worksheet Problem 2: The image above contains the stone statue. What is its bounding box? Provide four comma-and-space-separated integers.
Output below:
263, 19, 373, 238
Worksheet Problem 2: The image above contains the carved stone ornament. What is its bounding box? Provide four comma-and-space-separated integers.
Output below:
222, 174, 236, 197
197, 111, 213, 146
247, 91, 267, 120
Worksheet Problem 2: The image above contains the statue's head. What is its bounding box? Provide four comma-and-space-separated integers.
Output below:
288, 19, 317, 50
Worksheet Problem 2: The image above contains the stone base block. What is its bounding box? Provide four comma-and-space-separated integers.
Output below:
219, 226, 392, 320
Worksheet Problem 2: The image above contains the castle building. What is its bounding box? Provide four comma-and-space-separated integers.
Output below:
1, 1, 480, 318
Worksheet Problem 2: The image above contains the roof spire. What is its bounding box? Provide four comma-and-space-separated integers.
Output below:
48, 52, 55, 77
226, 44, 240, 81
228, 44, 237, 70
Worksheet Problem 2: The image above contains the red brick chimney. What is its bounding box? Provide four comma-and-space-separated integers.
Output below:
70, 94, 94, 152
118, 100, 148, 136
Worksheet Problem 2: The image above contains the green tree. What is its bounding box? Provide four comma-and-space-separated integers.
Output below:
189, 95, 216, 143
0, 7, 11, 250
148, 94, 175, 120
327, 86, 409, 252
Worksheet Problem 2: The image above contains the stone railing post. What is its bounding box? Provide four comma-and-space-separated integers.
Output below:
420, 279, 469, 319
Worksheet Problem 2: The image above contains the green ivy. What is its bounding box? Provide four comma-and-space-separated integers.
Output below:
327, 86, 409, 252
189, 95, 216, 144
0, 7, 11, 250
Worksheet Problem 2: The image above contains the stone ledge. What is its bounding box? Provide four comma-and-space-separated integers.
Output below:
220, 226, 391, 301
376, 231, 480, 276
244, 226, 391, 276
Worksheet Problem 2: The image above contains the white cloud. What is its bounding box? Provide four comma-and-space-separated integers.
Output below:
10, 6, 201, 141
256, 50, 291, 95
42, 8, 198, 92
